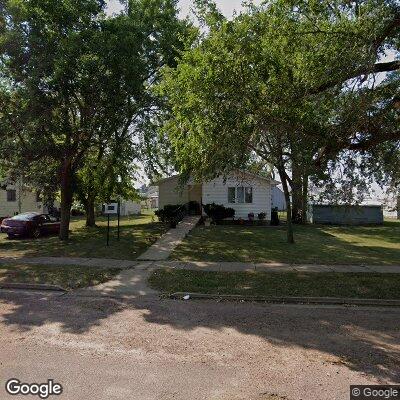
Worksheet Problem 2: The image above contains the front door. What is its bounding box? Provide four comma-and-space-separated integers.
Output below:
188, 184, 202, 214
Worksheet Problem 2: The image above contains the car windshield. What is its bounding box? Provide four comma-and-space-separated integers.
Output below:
10, 213, 39, 221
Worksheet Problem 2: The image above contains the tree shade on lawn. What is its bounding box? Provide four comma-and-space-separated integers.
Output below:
0, 214, 168, 261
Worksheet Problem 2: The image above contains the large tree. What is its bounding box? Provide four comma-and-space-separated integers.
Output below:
0, 0, 190, 239
159, 0, 400, 243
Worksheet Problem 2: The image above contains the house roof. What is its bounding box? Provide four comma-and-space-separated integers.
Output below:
156, 170, 280, 186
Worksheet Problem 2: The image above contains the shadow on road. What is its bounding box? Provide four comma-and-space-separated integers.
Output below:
0, 271, 399, 384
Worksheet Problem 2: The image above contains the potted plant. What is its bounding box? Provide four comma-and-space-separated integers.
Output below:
248, 212, 255, 221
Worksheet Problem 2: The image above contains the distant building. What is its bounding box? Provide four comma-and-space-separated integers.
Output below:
0, 181, 45, 219
307, 204, 384, 225
139, 185, 159, 209
119, 200, 141, 216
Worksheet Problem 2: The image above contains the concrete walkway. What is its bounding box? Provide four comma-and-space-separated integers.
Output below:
137, 215, 201, 261
72, 262, 158, 299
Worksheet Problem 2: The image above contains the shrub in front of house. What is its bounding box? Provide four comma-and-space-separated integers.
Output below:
258, 212, 266, 220
203, 203, 235, 222
155, 204, 185, 227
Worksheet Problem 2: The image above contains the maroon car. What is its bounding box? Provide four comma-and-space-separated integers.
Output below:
0, 212, 60, 239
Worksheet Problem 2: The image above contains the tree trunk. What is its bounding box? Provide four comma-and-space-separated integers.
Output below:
59, 158, 73, 241
85, 195, 96, 227
279, 168, 294, 244
291, 163, 303, 223
397, 194, 400, 220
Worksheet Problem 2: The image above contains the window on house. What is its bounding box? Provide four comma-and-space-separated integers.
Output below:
228, 187, 236, 203
245, 187, 253, 203
7, 190, 16, 202
228, 187, 253, 204
237, 187, 244, 203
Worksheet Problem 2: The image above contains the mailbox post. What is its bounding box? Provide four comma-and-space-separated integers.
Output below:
103, 203, 119, 246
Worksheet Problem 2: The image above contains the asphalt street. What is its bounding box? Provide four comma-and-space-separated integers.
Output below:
0, 290, 399, 400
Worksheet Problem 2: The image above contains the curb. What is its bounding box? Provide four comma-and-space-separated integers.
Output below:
169, 292, 400, 307
0, 283, 67, 292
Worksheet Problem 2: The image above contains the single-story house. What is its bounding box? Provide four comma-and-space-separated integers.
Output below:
0, 183, 46, 219
157, 171, 279, 220
307, 204, 384, 225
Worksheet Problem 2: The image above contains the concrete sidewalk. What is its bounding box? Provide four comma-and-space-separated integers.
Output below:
1, 256, 399, 274
137, 215, 201, 261
150, 261, 400, 274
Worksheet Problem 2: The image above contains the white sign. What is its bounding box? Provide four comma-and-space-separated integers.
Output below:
103, 203, 119, 215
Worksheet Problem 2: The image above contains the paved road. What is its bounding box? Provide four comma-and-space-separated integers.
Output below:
0, 290, 399, 400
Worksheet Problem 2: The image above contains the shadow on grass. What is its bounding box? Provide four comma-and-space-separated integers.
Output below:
0, 270, 399, 384
0, 216, 168, 260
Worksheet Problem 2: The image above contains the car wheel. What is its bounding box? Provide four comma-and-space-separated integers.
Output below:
32, 228, 41, 239
7, 234, 15, 240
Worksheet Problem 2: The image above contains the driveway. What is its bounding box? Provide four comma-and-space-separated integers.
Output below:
0, 290, 399, 400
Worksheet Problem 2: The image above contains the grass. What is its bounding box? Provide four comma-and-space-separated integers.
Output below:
0, 211, 168, 260
170, 220, 400, 265
0, 263, 122, 290
148, 268, 400, 300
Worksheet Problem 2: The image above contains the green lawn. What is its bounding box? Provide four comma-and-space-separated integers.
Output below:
0, 263, 122, 290
148, 269, 400, 299
0, 211, 168, 260
170, 220, 400, 265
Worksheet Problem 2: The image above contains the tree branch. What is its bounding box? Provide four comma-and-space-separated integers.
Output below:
311, 60, 400, 94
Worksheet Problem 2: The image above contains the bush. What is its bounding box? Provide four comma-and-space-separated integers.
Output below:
258, 212, 266, 220
155, 204, 185, 224
203, 203, 235, 221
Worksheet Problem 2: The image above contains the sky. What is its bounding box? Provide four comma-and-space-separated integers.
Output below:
106, 0, 261, 18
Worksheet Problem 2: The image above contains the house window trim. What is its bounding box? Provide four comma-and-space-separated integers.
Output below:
228, 186, 253, 204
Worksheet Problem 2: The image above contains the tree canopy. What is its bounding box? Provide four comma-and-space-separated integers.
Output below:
159, 0, 400, 242
0, 0, 191, 238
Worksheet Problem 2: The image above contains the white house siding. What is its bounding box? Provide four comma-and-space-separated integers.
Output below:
158, 176, 189, 209
202, 174, 272, 219
120, 200, 141, 216
0, 185, 43, 218
271, 186, 286, 211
